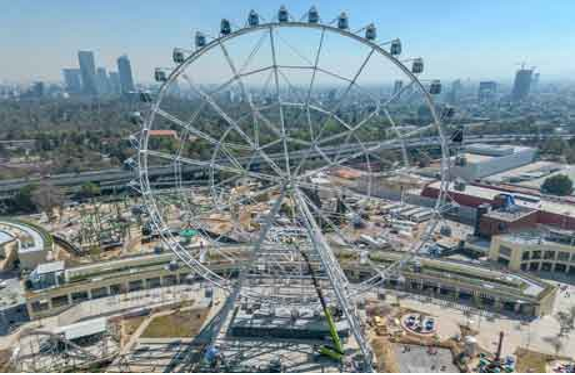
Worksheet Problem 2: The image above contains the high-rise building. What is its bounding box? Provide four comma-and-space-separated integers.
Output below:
108, 71, 121, 94
478, 81, 498, 103
62, 68, 83, 94
446, 79, 462, 104
30, 82, 45, 98
511, 68, 533, 102
531, 72, 540, 92
117, 55, 135, 93
96, 67, 110, 95
78, 50, 98, 95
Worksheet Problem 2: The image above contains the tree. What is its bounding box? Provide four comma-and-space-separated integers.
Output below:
31, 182, 64, 219
541, 174, 573, 196
79, 182, 101, 199
12, 184, 37, 213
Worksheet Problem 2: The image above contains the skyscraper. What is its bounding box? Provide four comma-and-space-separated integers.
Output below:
511, 68, 533, 102
78, 50, 98, 95
108, 71, 121, 94
478, 81, 498, 103
531, 72, 540, 92
62, 68, 83, 94
30, 82, 45, 98
96, 67, 110, 95
117, 55, 135, 93
446, 79, 462, 104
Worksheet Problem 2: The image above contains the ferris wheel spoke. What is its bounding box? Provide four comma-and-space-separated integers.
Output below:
211, 65, 275, 99
382, 107, 410, 167
304, 28, 326, 141
275, 28, 315, 66
237, 29, 269, 73
306, 28, 326, 107
180, 73, 286, 177
315, 48, 375, 139
331, 109, 382, 164
298, 191, 390, 280
298, 121, 438, 182
178, 184, 283, 251
155, 108, 219, 145
268, 26, 293, 178
292, 187, 374, 364
383, 79, 416, 106
290, 103, 356, 176
144, 149, 283, 185
238, 184, 289, 288
154, 107, 254, 173
290, 49, 376, 177
219, 39, 270, 149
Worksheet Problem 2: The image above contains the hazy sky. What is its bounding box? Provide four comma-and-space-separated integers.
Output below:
2, 0, 575, 84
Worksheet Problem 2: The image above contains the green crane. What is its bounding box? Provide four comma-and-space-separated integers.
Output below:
298, 247, 344, 361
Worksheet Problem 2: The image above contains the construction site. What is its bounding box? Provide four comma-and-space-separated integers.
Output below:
0, 5, 575, 373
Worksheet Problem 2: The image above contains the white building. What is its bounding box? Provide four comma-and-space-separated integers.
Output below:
451, 144, 537, 181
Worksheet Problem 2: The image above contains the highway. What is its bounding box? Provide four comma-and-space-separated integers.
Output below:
0, 132, 572, 197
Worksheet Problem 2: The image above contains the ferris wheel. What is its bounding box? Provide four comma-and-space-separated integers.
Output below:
133, 6, 449, 369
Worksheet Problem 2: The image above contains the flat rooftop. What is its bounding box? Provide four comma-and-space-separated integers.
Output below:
455, 152, 495, 164
483, 205, 536, 222
56, 317, 107, 341
486, 161, 574, 192
465, 143, 534, 157
0, 230, 15, 246
427, 181, 575, 219
0, 219, 49, 254
36, 261, 65, 275
499, 229, 575, 249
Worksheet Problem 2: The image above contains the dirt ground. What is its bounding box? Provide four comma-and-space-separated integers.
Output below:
141, 308, 210, 338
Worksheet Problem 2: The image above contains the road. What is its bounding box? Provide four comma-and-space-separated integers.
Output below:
0, 133, 572, 198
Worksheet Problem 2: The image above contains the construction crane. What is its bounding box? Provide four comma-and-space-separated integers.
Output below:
297, 245, 344, 362
476, 331, 514, 373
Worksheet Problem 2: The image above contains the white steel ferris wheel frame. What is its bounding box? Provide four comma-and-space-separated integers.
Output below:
138, 20, 450, 370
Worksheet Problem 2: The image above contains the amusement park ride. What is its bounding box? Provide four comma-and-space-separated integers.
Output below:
127, 5, 450, 371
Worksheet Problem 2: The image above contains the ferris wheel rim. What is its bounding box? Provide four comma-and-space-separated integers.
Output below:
137, 19, 450, 302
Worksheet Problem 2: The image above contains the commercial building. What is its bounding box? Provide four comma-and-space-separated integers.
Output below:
370, 253, 556, 317
78, 50, 98, 96
511, 68, 533, 102
62, 69, 82, 94
450, 144, 537, 181
0, 219, 53, 271
117, 55, 135, 93
490, 228, 575, 275
422, 180, 575, 230
96, 67, 110, 96
478, 81, 497, 102
108, 71, 121, 94
24, 246, 557, 319
477, 203, 538, 237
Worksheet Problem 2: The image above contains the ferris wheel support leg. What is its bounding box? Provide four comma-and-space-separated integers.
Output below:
293, 188, 375, 372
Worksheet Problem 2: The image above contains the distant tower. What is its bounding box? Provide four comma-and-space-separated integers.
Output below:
62, 68, 83, 94
96, 67, 110, 95
117, 55, 136, 93
31, 82, 45, 98
478, 81, 498, 103
531, 72, 540, 92
511, 66, 533, 101
78, 50, 98, 95
447, 79, 462, 104
108, 71, 121, 94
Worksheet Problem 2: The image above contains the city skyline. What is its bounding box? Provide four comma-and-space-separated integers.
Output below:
2, 0, 575, 84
